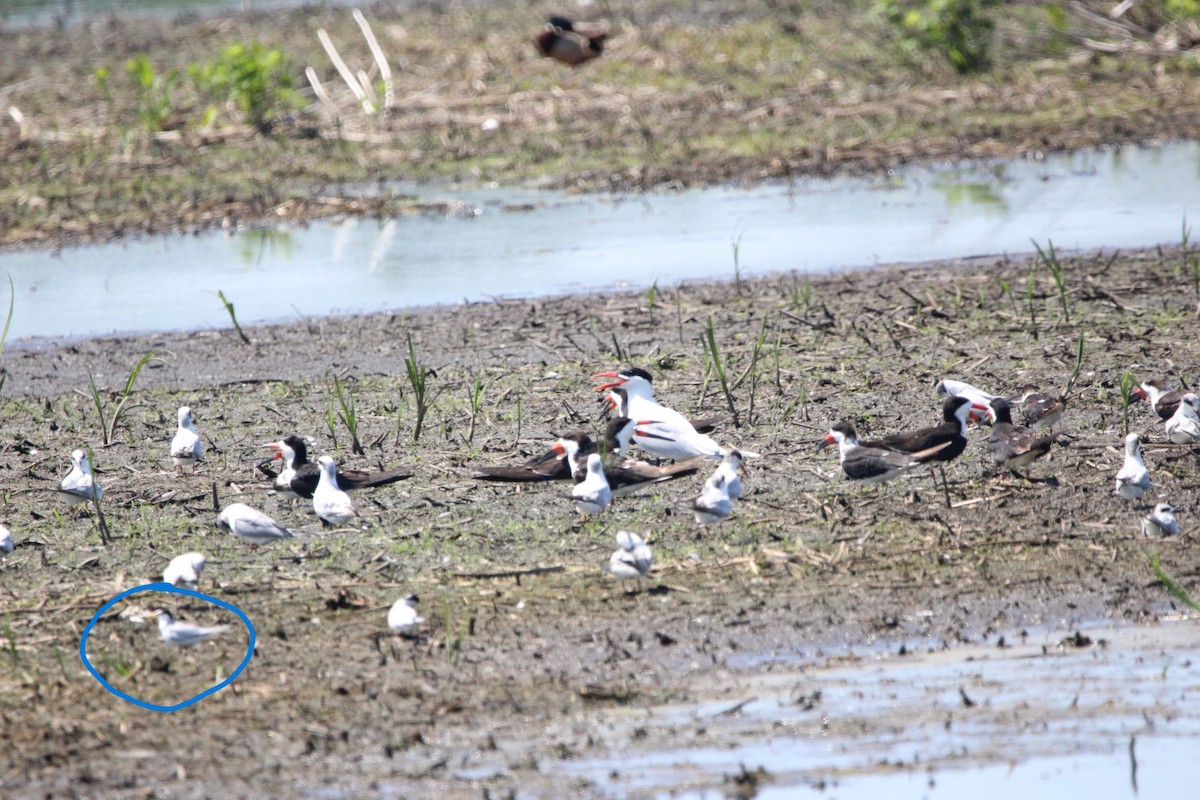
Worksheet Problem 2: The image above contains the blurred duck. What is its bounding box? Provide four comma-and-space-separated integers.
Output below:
534, 16, 608, 67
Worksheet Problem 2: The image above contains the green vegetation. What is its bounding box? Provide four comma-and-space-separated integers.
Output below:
125, 54, 178, 133
217, 290, 251, 344
189, 41, 300, 133
330, 374, 364, 455
86, 350, 155, 446
402, 333, 435, 443
875, 0, 999, 73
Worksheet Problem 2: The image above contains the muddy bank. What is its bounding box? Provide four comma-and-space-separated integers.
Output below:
0, 246, 1197, 797
4, 1, 1200, 249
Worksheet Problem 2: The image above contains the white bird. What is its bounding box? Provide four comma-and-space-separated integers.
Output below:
1164, 393, 1200, 444
313, 455, 359, 527
594, 368, 741, 460
692, 472, 733, 524
59, 448, 101, 506
162, 552, 206, 588
606, 530, 653, 584
170, 406, 204, 471
714, 449, 744, 501
1142, 502, 1181, 537
154, 608, 229, 647
1115, 433, 1152, 501
387, 594, 424, 636
0, 524, 12, 555
936, 378, 998, 423
571, 453, 612, 516
217, 502, 294, 549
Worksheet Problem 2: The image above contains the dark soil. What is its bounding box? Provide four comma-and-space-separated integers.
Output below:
1, 244, 1198, 797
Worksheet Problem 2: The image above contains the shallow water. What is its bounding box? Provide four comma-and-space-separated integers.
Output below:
3, 141, 1198, 341
549, 620, 1200, 798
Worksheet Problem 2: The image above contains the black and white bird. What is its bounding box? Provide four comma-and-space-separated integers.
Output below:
1164, 393, 1200, 444
1133, 377, 1193, 421
170, 406, 203, 471
819, 422, 947, 484
1115, 432, 1152, 501
59, 449, 101, 506
986, 398, 1054, 478
218, 502, 294, 549
936, 378, 998, 423
265, 436, 411, 499
154, 609, 229, 647
162, 552, 206, 588
1142, 502, 1181, 537
387, 594, 424, 637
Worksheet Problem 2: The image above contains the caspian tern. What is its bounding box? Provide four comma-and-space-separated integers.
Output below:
601, 385, 719, 435
692, 472, 733, 523
606, 530, 653, 587
1164, 393, 1200, 444
387, 594, 424, 637
986, 398, 1054, 478
936, 379, 997, 424
217, 502, 294, 549
154, 609, 229, 647
819, 422, 948, 484
170, 406, 203, 471
162, 552, 206, 588
1010, 385, 1066, 431
1142, 502, 1181, 536
593, 368, 752, 460
59, 449, 101, 506
1114, 432, 1152, 501
314, 455, 360, 527
571, 453, 612, 515
264, 436, 411, 499
0, 524, 12, 555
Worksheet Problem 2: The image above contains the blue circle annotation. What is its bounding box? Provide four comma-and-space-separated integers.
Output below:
79, 582, 256, 713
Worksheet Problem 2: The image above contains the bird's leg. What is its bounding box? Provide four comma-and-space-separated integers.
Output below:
938, 464, 952, 509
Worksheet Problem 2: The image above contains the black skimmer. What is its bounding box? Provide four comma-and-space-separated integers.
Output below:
692, 472, 734, 523
313, 456, 360, 527
1142, 502, 1180, 536
1164, 392, 1200, 444
606, 530, 653, 587
162, 552, 206, 588
819, 422, 949, 484
593, 368, 752, 460
387, 594, 424, 637
864, 395, 986, 502
985, 398, 1054, 478
218, 502, 294, 549
1010, 385, 1066, 431
534, 16, 608, 67
264, 436, 411, 500
1115, 432, 1152, 500
59, 448, 101, 505
1132, 378, 1192, 421
170, 406, 203, 471
571, 453, 612, 515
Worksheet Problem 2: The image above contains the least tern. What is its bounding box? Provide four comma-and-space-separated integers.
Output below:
387, 594, 424, 637
154, 608, 229, 647
217, 502, 294, 549
1115, 432, 1152, 501
606, 530, 653, 585
571, 453, 611, 516
1142, 502, 1181, 537
170, 406, 204, 471
162, 552, 206, 588
59, 449, 101, 506
313, 455, 359, 527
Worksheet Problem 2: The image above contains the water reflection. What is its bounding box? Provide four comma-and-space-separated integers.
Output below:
2, 141, 1198, 340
